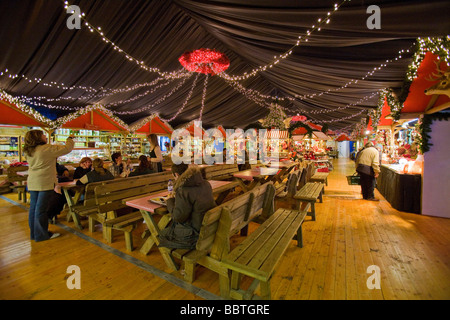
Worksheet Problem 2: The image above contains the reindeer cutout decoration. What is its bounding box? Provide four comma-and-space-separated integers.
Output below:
424, 60, 450, 98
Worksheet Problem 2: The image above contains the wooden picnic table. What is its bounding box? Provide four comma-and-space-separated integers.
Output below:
233, 167, 281, 191
125, 180, 237, 261
16, 170, 83, 208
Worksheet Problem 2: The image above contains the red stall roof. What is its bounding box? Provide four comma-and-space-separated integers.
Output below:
401, 52, 449, 116
133, 116, 173, 135
60, 109, 128, 132
0, 99, 50, 127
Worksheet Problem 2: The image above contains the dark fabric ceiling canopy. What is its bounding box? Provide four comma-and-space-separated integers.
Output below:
0, 0, 449, 131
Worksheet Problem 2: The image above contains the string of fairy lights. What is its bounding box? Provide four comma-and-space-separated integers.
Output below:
0, 0, 448, 131
219, 1, 347, 81
110, 74, 193, 115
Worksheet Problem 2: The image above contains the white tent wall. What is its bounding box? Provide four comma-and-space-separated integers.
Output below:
338, 141, 351, 158
422, 119, 450, 218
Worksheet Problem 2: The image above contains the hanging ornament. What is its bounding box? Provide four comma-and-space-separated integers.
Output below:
291, 115, 307, 122
179, 48, 230, 75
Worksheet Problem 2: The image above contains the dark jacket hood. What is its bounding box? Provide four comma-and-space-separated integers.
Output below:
174, 165, 204, 191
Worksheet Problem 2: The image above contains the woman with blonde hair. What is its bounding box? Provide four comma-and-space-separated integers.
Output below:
148, 133, 163, 172
24, 129, 74, 242
76, 158, 114, 185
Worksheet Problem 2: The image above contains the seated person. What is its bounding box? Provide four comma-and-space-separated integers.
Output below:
109, 152, 132, 177
128, 155, 154, 177
73, 157, 92, 179
158, 164, 216, 249
56, 162, 70, 182
76, 158, 114, 185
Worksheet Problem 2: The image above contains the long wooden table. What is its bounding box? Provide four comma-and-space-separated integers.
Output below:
125, 180, 236, 264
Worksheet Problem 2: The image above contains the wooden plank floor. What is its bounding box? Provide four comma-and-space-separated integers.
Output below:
1, 158, 449, 300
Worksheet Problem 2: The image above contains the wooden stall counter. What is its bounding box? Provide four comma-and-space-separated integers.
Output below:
376, 164, 421, 214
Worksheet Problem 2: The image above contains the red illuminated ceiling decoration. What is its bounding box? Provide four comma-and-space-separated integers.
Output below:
178, 49, 230, 121
291, 115, 307, 122
335, 133, 352, 141
179, 49, 230, 75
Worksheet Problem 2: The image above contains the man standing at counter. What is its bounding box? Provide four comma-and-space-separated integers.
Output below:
356, 141, 380, 201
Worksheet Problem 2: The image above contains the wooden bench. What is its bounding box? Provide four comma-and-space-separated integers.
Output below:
310, 171, 329, 186
221, 204, 310, 300
310, 171, 329, 195
168, 182, 277, 297
293, 182, 324, 221
67, 173, 148, 228
201, 163, 240, 181
305, 162, 315, 182
89, 171, 173, 251
274, 169, 301, 198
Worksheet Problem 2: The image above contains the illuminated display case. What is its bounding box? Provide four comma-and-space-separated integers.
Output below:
57, 147, 110, 164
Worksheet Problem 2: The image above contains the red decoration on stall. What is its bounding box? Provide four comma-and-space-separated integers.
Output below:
291, 115, 307, 122
179, 48, 230, 75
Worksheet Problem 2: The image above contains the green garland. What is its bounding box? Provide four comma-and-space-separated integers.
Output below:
288, 120, 313, 138
375, 37, 450, 123
417, 113, 450, 154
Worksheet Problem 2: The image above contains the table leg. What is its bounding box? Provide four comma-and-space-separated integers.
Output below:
139, 213, 171, 255
63, 188, 83, 230
138, 210, 177, 270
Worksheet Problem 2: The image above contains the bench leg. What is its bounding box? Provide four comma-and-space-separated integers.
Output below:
88, 216, 96, 232
124, 231, 133, 251
219, 273, 231, 299
319, 190, 323, 203
104, 226, 113, 243
296, 224, 303, 248
309, 202, 316, 221
259, 281, 271, 300
184, 260, 196, 283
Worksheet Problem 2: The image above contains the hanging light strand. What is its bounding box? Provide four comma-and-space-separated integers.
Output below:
159, 73, 200, 122
313, 108, 370, 124
63, 1, 189, 80
109, 74, 193, 115
199, 74, 209, 121
220, 1, 347, 81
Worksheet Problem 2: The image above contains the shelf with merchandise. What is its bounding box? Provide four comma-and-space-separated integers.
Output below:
0, 135, 21, 163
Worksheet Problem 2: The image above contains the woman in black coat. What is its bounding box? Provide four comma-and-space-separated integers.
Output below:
158, 164, 216, 249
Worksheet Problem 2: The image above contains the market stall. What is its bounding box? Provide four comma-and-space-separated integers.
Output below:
54, 106, 129, 163
130, 115, 174, 155
376, 51, 449, 216
0, 98, 52, 163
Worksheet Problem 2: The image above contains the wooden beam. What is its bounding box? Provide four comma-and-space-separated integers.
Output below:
425, 101, 450, 114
